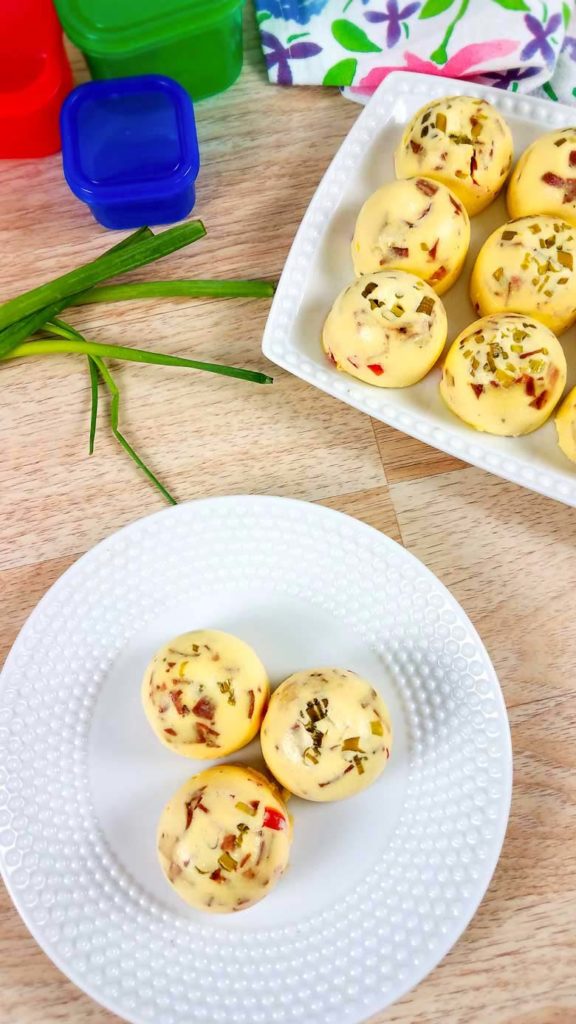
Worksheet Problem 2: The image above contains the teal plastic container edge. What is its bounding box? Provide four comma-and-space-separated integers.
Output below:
53, 0, 246, 101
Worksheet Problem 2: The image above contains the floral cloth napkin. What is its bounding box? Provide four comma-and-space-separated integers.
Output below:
254, 0, 576, 105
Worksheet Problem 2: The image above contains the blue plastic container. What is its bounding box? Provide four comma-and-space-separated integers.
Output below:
60, 74, 200, 229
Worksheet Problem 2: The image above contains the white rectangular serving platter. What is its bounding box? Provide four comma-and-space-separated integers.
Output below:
262, 71, 576, 507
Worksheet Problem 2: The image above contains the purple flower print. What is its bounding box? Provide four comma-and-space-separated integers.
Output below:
520, 13, 562, 67
260, 30, 322, 85
364, 1, 420, 49
483, 66, 540, 89
562, 35, 576, 61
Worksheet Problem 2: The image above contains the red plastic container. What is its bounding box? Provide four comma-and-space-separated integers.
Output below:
0, 0, 73, 158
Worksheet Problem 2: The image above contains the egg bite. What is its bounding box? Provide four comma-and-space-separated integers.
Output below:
395, 95, 513, 216
555, 386, 576, 463
470, 215, 576, 335
260, 668, 392, 802
157, 764, 292, 913
351, 177, 470, 294
440, 314, 566, 436
507, 127, 576, 226
142, 630, 269, 757
322, 270, 447, 387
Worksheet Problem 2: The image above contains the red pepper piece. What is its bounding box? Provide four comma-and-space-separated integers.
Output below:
367, 363, 384, 376
449, 194, 462, 215
470, 383, 484, 399
429, 265, 447, 283
542, 171, 576, 203
529, 390, 548, 410
410, 140, 423, 154
428, 239, 439, 261
523, 374, 536, 398
570, 151, 576, 168
262, 807, 287, 831
247, 689, 255, 719
391, 246, 409, 258
164, 727, 177, 736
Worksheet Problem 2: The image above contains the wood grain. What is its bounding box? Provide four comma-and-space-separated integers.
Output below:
0, 10, 575, 1024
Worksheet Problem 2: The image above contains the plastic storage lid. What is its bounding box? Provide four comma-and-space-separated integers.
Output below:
54, 0, 244, 55
61, 75, 199, 203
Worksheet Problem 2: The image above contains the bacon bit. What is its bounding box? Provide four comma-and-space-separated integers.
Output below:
195, 722, 220, 746
344, 763, 355, 774
250, 800, 260, 814
529, 390, 548, 410
410, 140, 423, 154
429, 265, 447, 283
449, 194, 462, 215
262, 807, 287, 831
221, 834, 237, 852
347, 355, 360, 368
391, 246, 409, 258
428, 239, 439, 261
171, 689, 190, 716
185, 791, 208, 829
243, 868, 257, 880
523, 374, 536, 397
471, 383, 484, 399
192, 696, 216, 720
210, 868, 225, 884
247, 689, 255, 719
415, 178, 438, 196
470, 151, 478, 183
164, 728, 177, 736
542, 171, 576, 203
239, 853, 251, 868
325, 348, 337, 367
256, 841, 266, 866
166, 662, 176, 670
549, 364, 560, 385
367, 363, 384, 376
570, 150, 576, 167
157, 682, 167, 691
519, 349, 546, 359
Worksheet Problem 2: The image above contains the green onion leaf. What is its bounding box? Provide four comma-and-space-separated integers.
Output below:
0, 221, 206, 335
72, 279, 277, 305
5, 337, 273, 385
91, 355, 177, 505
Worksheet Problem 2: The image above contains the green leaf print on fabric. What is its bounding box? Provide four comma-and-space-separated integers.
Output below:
562, 2, 571, 28
492, 0, 530, 10
419, 0, 457, 20
332, 19, 383, 51
429, 0, 470, 63
322, 57, 358, 85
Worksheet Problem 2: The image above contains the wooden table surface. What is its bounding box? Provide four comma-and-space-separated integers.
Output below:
1, 13, 576, 1024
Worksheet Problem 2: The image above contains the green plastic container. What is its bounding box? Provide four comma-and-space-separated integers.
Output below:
53, 0, 246, 101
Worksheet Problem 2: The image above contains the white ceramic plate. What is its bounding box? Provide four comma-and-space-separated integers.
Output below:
0, 496, 511, 1024
262, 71, 576, 507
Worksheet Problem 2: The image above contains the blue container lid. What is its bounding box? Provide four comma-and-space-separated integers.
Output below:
60, 74, 199, 205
